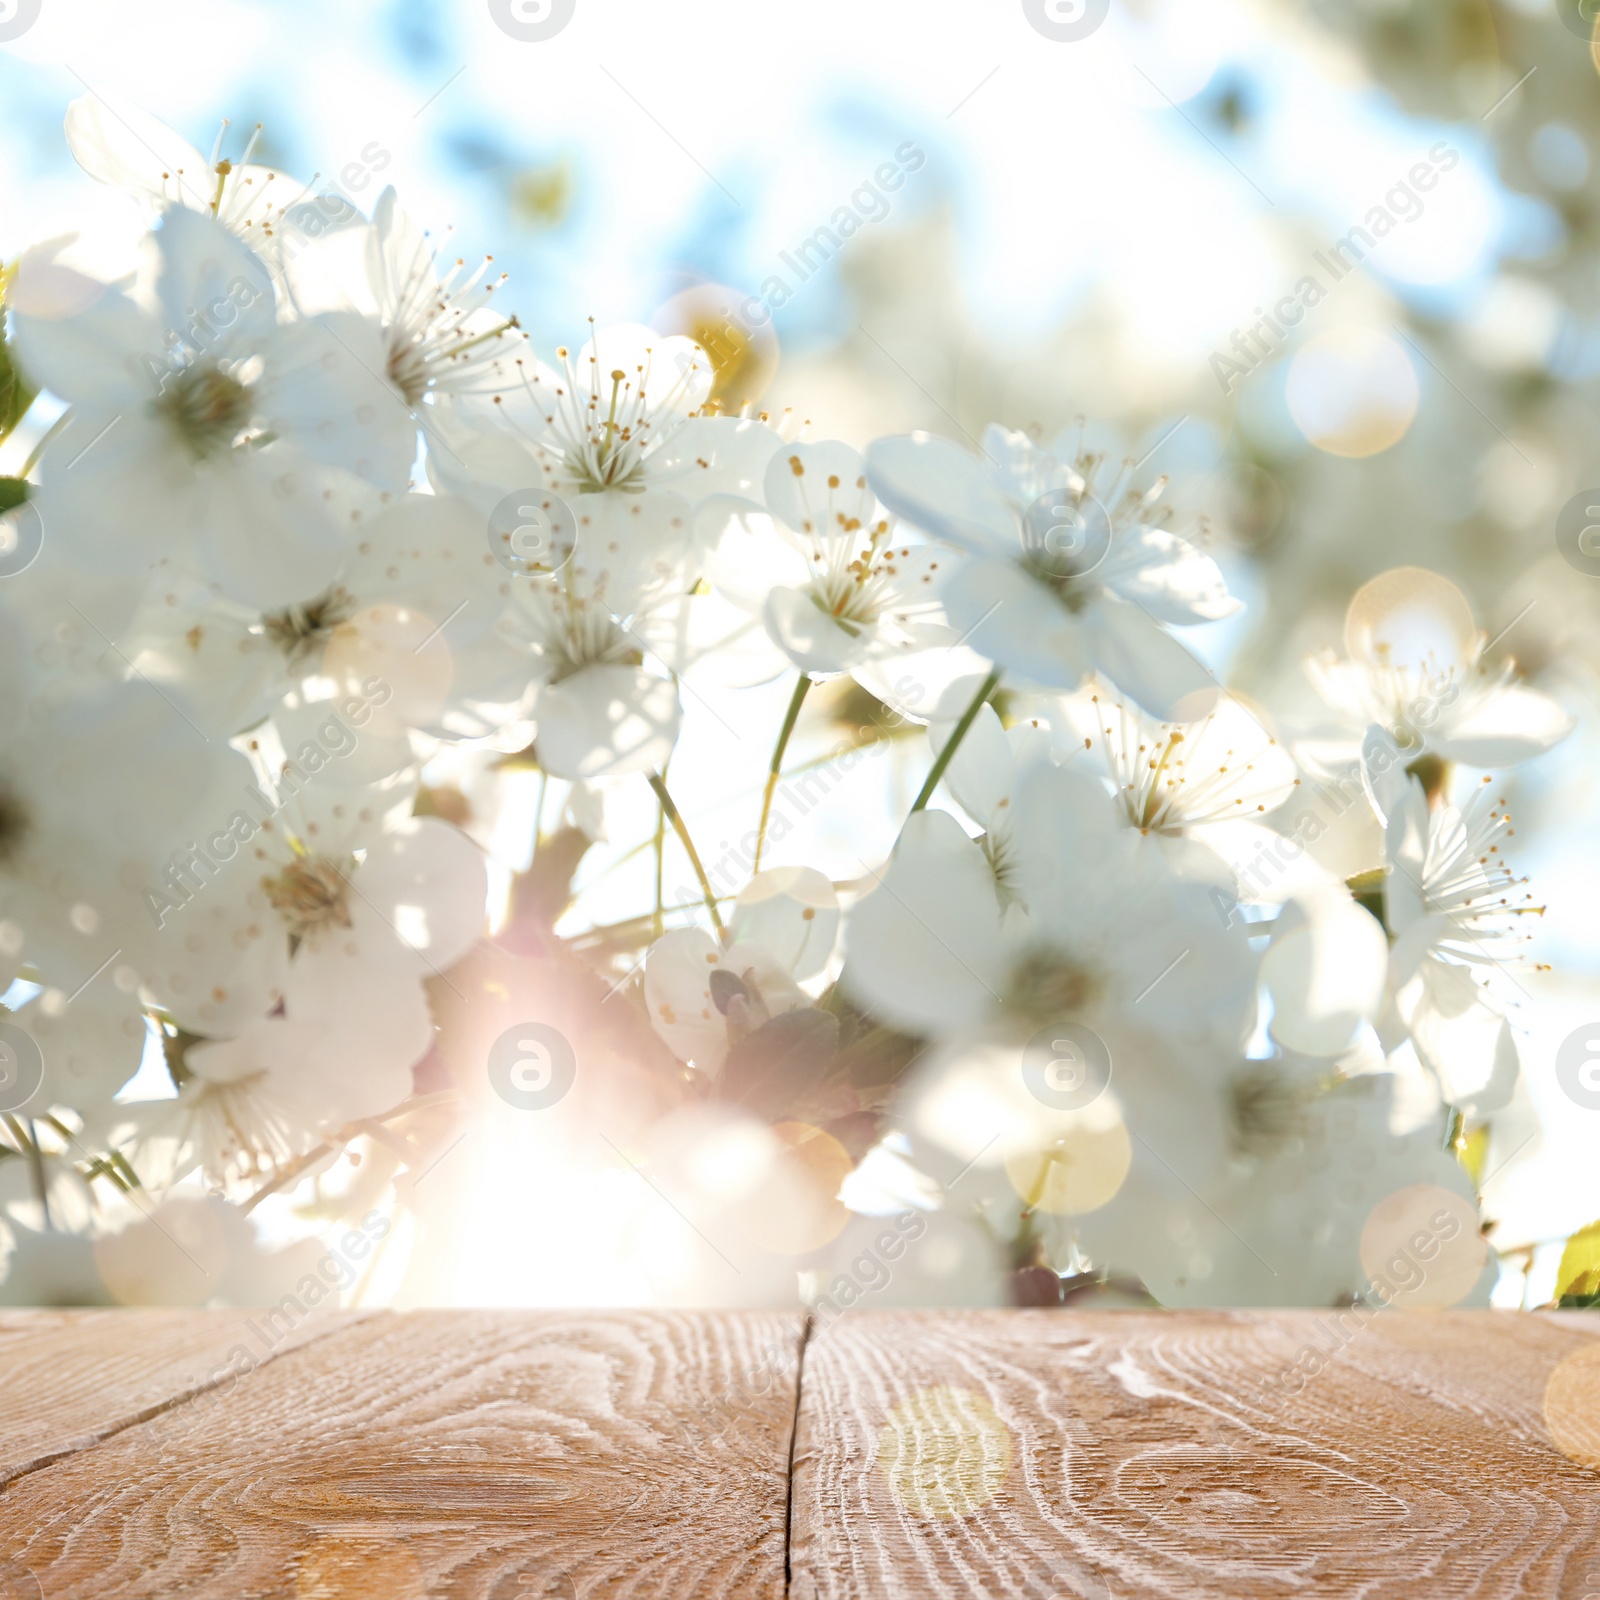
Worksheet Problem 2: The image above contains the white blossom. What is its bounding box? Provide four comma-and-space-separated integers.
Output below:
710, 439, 954, 679
866, 424, 1238, 719
11, 210, 414, 608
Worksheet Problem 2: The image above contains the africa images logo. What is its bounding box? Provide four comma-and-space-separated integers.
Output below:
0, 0, 41, 44
489, 1023, 578, 1110
1022, 0, 1110, 43
488, 0, 575, 42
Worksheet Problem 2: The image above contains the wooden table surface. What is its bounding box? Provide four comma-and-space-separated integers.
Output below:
2, 1309, 1599, 1598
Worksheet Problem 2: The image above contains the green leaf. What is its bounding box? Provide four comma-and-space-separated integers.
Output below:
1456, 1122, 1491, 1185
161, 1025, 203, 1090
0, 476, 29, 513
1345, 867, 1389, 936
0, 328, 36, 447
1555, 1219, 1600, 1304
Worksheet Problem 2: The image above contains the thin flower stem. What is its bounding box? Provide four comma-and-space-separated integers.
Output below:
652, 775, 668, 941
239, 1093, 456, 1215
652, 796, 665, 940
20, 405, 72, 478
356, 1118, 423, 1164
3, 1114, 50, 1228
907, 668, 1002, 817
87, 1158, 131, 1195
753, 673, 812, 876
647, 770, 726, 937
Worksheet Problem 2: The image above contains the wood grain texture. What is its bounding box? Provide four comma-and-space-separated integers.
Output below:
7, 1309, 1600, 1598
789, 1309, 1600, 1600
0, 1310, 803, 1599
0, 1308, 364, 1488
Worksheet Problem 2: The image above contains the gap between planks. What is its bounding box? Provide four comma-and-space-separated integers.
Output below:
783, 1313, 817, 1595
6, 1309, 1600, 1598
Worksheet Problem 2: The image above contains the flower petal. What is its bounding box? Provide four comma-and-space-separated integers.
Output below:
65, 93, 208, 210
191, 456, 351, 609
284, 936, 434, 1082
842, 809, 1004, 1033
355, 815, 487, 974
763, 585, 867, 676
1263, 894, 1388, 1056
730, 867, 840, 980
9, 245, 153, 407
267, 311, 416, 491
866, 432, 1017, 554
154, 206, 276, 343
943, 556, 1089, 689
653, 415, 783, 514
1435, 681, 1575, 767
764, 440, 873, 534
1080, 596, 1220, 720
1402, 963, 1518, 1116
1098, 526, 1240, 624
534, 663, 682, 779
931, 700, 1050, 829
645, 927, 730, 1074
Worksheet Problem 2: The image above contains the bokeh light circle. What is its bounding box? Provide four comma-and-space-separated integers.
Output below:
878, 1385, 1012, 1518
1544, 1342, 1600, 1469
1286, 329, 1419, 458
1358, 1184, 1485, 1307
736, 1121, 853, 1256
1004, 1114, 1131, 1216
1344, 566, 1478, 671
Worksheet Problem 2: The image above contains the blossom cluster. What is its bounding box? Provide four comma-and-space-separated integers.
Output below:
0, 98, 1572, 1309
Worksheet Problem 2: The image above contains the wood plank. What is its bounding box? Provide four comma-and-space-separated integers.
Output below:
0, 1309, 803, 1599
0, 1308, 366, 1489
789, 1309, 1600, 1599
